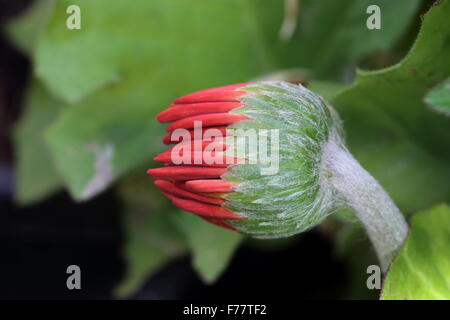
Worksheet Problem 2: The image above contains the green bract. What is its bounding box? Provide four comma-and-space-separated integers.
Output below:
225, 81, 343, 238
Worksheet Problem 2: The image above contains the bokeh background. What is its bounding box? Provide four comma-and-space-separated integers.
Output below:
0, 0, 448, 299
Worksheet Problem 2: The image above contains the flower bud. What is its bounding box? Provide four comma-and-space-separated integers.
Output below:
148, 80, 410, 271
148, 81, 343, 238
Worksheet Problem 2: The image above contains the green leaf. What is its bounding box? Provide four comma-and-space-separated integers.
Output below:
287, 0, 420, 78
332, 0, 450, 213
308, 80, 350, 101
13, 81, 62, 205
424, 77, 450, 116
12, 0, 418, 201
381, 204, 450, 300
45, 91, 167, 201
32, 0, 420, 101
115, 174, 187, 298
172, 213, 243, 283
116, 172, 241, 295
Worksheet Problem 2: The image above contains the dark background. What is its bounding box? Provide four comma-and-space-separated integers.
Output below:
0, 0, 360, 300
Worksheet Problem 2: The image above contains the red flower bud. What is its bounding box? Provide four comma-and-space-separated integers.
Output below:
148, 81, 342, 238
148, 83, 250, 230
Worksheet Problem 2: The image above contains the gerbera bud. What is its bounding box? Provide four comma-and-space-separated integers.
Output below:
148, 81, 408, 271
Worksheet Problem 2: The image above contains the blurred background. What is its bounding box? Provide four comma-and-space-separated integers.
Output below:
0, 0, 448, 299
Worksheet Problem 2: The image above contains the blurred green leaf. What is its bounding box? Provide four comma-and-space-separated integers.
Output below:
332, 0, 450, 213
13, 81, 62, 205
115, 174, 187, 298
381, 204, 450, 300
45, 90, 167, 201
424, 77, 450, 116
31, 0, 420, 101
172, 213, 243, 283
286, 0, 420, 78
9, 0, 419, 201
6, 0, 56, 54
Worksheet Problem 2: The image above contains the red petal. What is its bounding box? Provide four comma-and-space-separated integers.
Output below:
154, 151, 239, 167
147, 166, 227, 180
157, 102, 242, 123
165, 194, 244, 220
163, 126, 229, 144
154, 180, 224, 205
166, 113, 248, 132
174, 182, 227, 198
168, 138, 227, 151
184, 179, 234, 193
174, 83, 250, 104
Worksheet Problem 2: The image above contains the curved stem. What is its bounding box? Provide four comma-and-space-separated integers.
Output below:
322, 133, 408, 271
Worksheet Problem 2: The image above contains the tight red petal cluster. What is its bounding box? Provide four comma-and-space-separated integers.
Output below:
148, 83, 251, 230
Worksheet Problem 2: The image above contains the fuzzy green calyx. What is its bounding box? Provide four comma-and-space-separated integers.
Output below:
224, 81, 342, 238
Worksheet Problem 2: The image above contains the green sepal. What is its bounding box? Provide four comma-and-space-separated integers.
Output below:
224, 81, 342, 238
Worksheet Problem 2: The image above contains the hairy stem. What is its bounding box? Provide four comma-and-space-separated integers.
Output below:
322, 133, 408, 271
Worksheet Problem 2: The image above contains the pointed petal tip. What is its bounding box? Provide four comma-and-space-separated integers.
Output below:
157, 102, 243, 123
153, 154, 163, 162
147, 166, 227, 180
174, 82, 252, 104
170, 196, 244, 220
165, 113, 248, 132
155, 179, 225, 205
159, 189, 244, 220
